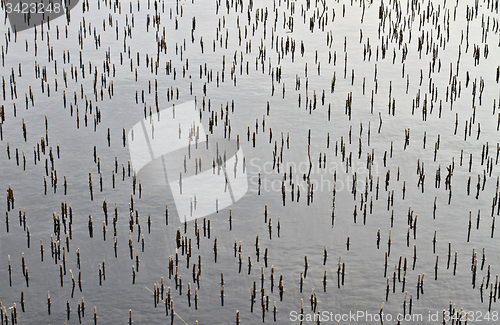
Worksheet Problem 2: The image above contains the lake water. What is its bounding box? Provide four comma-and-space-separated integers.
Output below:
0, 0, 499, 324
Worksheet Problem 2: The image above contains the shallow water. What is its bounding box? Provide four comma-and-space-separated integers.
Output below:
0, 0, 499, 324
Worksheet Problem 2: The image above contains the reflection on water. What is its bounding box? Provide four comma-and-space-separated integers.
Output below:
0, 0, 499, 323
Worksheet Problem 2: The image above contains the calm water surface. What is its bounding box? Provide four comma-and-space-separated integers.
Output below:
0, 0, 499, 324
